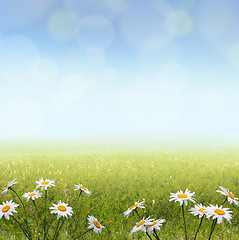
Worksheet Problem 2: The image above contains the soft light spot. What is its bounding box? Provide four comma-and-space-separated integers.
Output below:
0, 35, 39, 82
30, 57, 59, 85
2, 98, 44, 137
228, 42, 239, 71
165, 10, 193, 37
158, 62, 189, 92
47, 11, 79, 41
2, 206, 10, 212
119, 4, 170, 51
76, 15, 115, 49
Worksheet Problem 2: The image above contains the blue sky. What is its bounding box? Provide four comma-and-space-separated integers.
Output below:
0, 0, 239, 139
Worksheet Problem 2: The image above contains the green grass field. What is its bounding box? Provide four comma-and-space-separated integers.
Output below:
0, 139, 238, 239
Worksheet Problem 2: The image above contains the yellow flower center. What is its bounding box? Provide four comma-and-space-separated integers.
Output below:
94, 221, 100, 228
215, 209, 225, 215
148, 221, 157, 227
80, 186, 87, 191
137, 220, 145, 227
5, 186, 8, 190
177, 194, 188, 198
41, 181, 49, 185
58, 205, 66, 212
228, 192, 234, 200
28, 193, 36, 197
2, 205, 10, 212
199, 208, 207, 213
129, 203, 138, 210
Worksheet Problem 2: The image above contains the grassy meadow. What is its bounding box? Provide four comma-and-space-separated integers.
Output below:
0, 138, 239, 239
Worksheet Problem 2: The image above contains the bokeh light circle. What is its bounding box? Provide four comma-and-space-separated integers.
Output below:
158, 62, 189, 92
47, 11, 79, 41
2, 98, 44, 137
76, 15, 115, 49
0, 35, 40, 82
164, 10, 193, 37
121, 80, 182, 132
119, 5, 171, 51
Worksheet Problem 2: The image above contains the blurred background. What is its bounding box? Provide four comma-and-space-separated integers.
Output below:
0, 0, 238, 141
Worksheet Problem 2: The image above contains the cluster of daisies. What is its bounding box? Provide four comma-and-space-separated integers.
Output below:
123, 186, 238, 240
1, 178, 105, 239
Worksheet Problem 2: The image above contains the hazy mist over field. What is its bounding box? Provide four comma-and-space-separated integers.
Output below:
0, 0, 239, 141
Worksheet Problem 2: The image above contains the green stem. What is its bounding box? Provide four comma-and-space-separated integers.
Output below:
135, 208, 140, 218
208, 219, 216, 240
146, 232, 153, 240
194, 215, 204, 240
73, 228, 92, 239
153, 229, 160, 240
32, 200, 41, 220
72, 190, 82, 208
52, 218, 61, 240
10, 187, 32, 239
54, 218, 66, 240
221, 197, 227, 206
44, 189, 47, 240
182, 204, 188, 240
12, 216, 31, 240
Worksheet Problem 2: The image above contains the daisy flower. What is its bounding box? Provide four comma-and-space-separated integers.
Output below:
130, 217, 154, 234
0, 200, 19, 220
216, 186, 239, 206
23, 190, 43, 202
123, 200, 145, 218
190, 204, 208, 218
147, 218, 166, 234
74, 184, 91, 196
35, 178, 55, 191
169, 189, 195, 206
87, 215, 105, 234
206, 205, 232, 224
50, 200, 73, 219
2, 178, 17, 195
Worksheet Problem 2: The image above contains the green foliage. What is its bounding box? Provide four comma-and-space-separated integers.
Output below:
0, 141, 239, 239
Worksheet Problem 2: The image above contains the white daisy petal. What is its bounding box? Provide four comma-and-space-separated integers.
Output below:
0, 200, 19, 220
35, 178, 55, 191
87, 215, 104, 234
49, 200, 73, 219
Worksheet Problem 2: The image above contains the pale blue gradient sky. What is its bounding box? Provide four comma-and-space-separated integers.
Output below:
0, 0, 239, 139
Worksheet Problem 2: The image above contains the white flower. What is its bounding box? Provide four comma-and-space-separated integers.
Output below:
124, 201, 145, 218
74, 184, 91, 196
206, 205, 232, 224
35, 178, 55, 191
2, 179, 17, 195
216, 186, 239, 206
146, 218, 166, 234
0, 200, 19, 220
130, 217, 154, 234
88, 215, 105, 234
169, 189, 195, 206
50, 200, 73, 219
190, 204, 208, 218
23, 190, 43, 202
